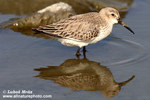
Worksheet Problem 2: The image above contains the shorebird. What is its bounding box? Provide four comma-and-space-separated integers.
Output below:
35, 56, 135, 98
33, 7, 134, 56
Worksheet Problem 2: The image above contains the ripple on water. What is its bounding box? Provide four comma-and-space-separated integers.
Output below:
93, 37, 148, 66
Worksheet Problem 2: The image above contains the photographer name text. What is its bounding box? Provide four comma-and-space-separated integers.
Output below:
4, 90, 32, 94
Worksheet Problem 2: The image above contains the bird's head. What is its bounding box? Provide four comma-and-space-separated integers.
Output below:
100, 7, 135, 34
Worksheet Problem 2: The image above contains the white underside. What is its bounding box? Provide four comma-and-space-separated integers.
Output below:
58, 25, 113, 47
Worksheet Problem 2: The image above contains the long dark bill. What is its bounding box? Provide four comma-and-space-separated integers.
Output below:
118, 20, 135, 34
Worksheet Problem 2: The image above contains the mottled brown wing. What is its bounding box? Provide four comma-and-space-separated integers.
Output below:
33, 13, 100, 41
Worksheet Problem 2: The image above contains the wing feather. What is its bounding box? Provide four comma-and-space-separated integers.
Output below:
33, 12, 100, 41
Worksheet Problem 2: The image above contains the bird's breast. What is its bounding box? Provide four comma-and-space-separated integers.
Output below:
89, 25, 113, 44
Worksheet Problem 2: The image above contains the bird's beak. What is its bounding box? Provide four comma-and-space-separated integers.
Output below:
118, 19, 135, 34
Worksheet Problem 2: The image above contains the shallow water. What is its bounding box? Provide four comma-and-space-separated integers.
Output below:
0, 0, 150, 100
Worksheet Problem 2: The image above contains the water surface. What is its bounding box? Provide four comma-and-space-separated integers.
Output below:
0, 0, 150, 100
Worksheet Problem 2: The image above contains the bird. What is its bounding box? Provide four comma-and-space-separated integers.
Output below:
34, 56, 135, 98
32, 7, 135, 56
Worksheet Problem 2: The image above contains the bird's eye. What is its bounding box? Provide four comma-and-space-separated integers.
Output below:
111, 14, 115, 16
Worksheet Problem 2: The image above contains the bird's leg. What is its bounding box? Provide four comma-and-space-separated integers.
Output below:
82, 46, 87, 59
76, 55, 80, 59
82, 46, 87, 52
76, 47, 81, 57
83, 49, 87, 59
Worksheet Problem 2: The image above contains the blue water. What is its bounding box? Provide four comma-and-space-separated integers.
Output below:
0, 0, 150, 100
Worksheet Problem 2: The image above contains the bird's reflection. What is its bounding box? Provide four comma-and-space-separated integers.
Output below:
34, 52, 135, 98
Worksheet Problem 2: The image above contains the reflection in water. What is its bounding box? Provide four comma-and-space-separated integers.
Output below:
34, 53, 135, 98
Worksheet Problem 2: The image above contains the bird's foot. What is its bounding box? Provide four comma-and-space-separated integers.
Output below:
82, 49, 87, 52
83, 50, 87, 59
82, 46, 87, 52
75, 53, 81, 59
